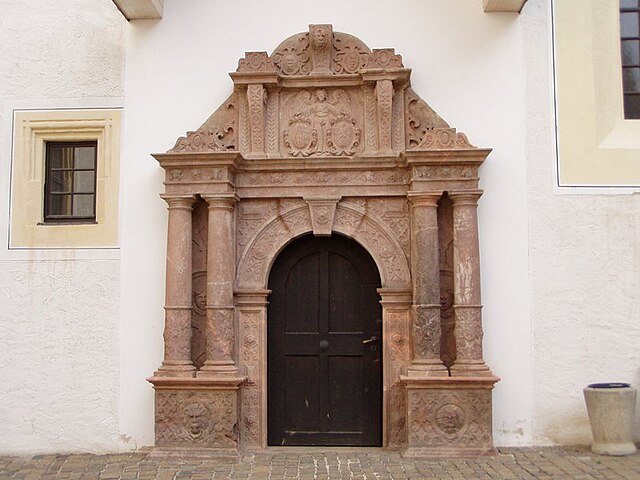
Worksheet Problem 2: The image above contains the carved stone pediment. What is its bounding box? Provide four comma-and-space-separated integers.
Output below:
161, 24, 487, 166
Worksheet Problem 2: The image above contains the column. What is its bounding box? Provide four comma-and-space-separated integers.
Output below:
449, 191, 492, 377
407, 192, 448, 377
154, 195, 196, 377
198, 195, 239, 377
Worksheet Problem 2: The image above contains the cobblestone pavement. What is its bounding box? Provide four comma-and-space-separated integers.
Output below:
1, 446, 640, 480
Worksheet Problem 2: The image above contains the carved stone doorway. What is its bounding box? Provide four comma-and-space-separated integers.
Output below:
267, 233, 382, 446
148, 24, 499, 457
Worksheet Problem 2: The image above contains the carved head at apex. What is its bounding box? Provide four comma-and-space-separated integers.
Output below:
309, 24, 332, 51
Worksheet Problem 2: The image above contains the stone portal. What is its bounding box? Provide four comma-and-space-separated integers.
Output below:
148, 25, 499, 457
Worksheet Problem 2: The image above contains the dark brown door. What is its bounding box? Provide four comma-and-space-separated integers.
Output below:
268, 234, 382, 446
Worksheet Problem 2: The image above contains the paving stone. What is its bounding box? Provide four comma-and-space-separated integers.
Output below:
1, 446, 640, 479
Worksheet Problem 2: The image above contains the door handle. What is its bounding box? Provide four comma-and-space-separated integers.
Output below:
362, 335, 378, 344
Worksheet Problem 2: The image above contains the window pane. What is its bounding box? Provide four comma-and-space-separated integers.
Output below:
75, 146, 96, 169
622, 40, 640, 65
49, 170, 73, 193
47, 194, 72, 216
624, 94, 640, 119
623, 67, 640, 92
74, 171, 95, 193
73, 194, 95, 217
47, 146, 74, 168
621, 0, 639, 10
621, 12, 639, 38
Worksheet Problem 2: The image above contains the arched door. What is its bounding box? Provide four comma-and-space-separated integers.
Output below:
267, 234, 382, 446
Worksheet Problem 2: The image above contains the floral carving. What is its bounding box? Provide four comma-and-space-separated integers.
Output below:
334, 44, 367, 74
405, 88, 449, 148
272, 36, 310, 76
413, 305, 441, 360
417, 128, 476, 150
237, 51, 276, 72
364, 49, 404, 69
170, 96, 236, 152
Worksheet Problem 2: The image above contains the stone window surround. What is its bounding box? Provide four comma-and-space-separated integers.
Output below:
10, 109, 121, 248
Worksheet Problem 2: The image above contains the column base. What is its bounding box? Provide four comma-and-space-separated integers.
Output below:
450, 360, 494, 377
148, 376, 246, 453
400, 375, 499, 457
407, 360, 449, 377
153, 361, 196, 378
197, 361, 239, 378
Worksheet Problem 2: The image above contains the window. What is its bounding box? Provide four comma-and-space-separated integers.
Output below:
10, 109, 121, 248
44, 141, 98, 223
621, 0, 640, 119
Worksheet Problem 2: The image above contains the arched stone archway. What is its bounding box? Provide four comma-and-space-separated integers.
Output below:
149, 24, 498, 457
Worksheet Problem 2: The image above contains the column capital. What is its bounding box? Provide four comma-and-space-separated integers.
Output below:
448, 190, 483, 205
203, 194, 239, 210
160, 194, 196, 209
407, 191, 442, 207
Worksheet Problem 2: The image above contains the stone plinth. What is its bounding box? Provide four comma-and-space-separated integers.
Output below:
401, 376, 499, 457
148, 376, 245, 456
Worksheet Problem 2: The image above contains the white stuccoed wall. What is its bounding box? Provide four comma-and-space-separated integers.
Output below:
5, 0, 635, 455
0, 1, 126, 453
120, 0, 534, 448
523, 0, 640, 445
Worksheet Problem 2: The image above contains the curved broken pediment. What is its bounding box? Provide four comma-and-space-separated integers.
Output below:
167, 24, 480, 158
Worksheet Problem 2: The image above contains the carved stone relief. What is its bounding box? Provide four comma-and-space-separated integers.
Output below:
151, 24, 495, 457
406, 389, 493, 451
282, 89, 362, 157
155, 390, 238, 448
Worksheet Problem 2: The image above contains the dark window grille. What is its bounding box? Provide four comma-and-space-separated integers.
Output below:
44, 141, 97, 223
621, 0, 640, 118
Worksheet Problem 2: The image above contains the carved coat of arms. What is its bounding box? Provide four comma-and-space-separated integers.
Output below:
283, 89, 361, 157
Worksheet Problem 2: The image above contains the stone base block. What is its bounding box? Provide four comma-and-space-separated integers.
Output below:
400, 376, 499, 457
148, 376, 246, 453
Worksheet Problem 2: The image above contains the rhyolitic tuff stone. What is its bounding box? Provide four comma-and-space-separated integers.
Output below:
148, 24, 498, 457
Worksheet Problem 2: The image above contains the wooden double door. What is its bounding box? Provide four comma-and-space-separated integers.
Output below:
268, 234, 382, 446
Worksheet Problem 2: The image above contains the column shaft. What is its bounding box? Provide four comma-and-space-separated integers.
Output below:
199, 195, 239, 377
155, 195, 196, 377
407, 192, 448, 377
449, 191, 492, 377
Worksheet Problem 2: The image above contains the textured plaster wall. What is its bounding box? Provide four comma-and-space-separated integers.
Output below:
0, 0, 126, 453
121, 0, 533, 447
524, 0, 640, 445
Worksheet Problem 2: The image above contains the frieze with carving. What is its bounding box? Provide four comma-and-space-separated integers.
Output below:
237, 51, 276, 73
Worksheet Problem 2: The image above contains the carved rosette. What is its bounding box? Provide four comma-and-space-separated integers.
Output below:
155, 390, 238, 448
